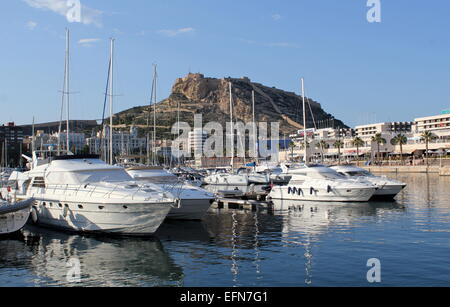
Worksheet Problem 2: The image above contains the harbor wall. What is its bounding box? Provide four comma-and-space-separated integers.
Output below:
362, 166, 450, 175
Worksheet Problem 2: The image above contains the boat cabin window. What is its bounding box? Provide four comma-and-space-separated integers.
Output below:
296, 171, 346, 180
345, 171, 373, 177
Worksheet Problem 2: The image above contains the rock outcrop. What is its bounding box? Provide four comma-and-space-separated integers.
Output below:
114, 73, 347, 137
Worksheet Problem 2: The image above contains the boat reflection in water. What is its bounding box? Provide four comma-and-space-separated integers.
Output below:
17, 226, 184, 287
271, 200, 406, 285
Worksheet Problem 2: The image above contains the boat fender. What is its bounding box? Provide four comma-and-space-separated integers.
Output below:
327, 185, 332, 193
62, 205, 69, 218
31, 206, 39, 224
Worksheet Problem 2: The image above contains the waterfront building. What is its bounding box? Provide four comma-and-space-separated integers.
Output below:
413, 110, 450, 139
0, 122, 24, 167
188, 128, 208, 156
86, 125, 147, 156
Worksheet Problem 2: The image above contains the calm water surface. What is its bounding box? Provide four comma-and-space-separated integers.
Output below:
1, 173, 450, 287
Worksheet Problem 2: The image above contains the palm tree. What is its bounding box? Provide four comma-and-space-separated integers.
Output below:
391, 134, 408, 165
333, 140, 344, 165
315, 140, 329, 162
421, 131, 436, 166
371, 133, 387, 165
289, 141, 296, 162
352, 137, 365, 165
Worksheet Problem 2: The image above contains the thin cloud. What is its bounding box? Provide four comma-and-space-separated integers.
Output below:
78, 38, 101, 47
265, 42, 300, 48
240, 38, 300, 49
157, 27, 195, 37
272, 14, 282, 21
23, 0, 103, 27
26, 21, 38, 30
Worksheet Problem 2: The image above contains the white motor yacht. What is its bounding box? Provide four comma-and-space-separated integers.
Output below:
126, 166, 215, 220
331, 165, 407, 199
268, 165, 377, 204
203, 168, 270, 186
5, 154, 175, 236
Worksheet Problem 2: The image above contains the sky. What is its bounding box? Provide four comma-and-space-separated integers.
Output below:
1, 0, 450, 128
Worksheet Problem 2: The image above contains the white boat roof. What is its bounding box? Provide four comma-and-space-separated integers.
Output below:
331, 165, 368, 173
289, 165, 339, 175
126, 167, 175, 178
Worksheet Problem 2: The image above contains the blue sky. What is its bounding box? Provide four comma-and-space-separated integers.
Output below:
1, 0, 450, 127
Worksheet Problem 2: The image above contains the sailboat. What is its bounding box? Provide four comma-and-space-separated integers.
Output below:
123, 65, 215, 220
203, 83, 270, 187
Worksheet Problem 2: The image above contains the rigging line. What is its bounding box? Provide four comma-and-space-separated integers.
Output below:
305, 89, 324, 158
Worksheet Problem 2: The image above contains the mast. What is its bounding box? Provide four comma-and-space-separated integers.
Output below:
58, 29, 69, 155
152, 64, 157, 166
66, 28, 70, 153
229, 82, 234, 170
31, 117, 35, 154
109, 38, 115, 165
252, 90, 257, 162
301, 78, 307, 164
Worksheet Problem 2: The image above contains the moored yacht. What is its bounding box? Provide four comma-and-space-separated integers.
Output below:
331, 165, 407, 199
203, 168, 270, 186
268, 165, 377, 204
6, 154, 175, 236
126, 166, 215, 220
0, 198, 33, 236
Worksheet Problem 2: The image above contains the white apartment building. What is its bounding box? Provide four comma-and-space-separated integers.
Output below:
188, 128, 208, 156
86, 126, 147, 155
355, 122, 413, 138
32, 130, 86, 153
413, 110, 450, 139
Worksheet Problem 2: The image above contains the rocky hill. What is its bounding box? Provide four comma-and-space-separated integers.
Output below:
114, 73, 347, 138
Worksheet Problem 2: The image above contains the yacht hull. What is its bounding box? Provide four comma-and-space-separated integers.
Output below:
167, 199, 213, 220
269, 186, 376, 203
30, 200, 172, 236
372, 184, 406, 199
0, 207, 30, 235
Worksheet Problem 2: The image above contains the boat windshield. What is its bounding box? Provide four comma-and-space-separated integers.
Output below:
295, 170, 347, 180
345, 171, 374, 177
135, 176, 179, 184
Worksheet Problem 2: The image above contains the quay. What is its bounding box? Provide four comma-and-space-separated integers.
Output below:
211, 198, 273, 211
362, 166, 450, 176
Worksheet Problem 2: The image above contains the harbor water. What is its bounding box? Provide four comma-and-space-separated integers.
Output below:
1, 173, 450, 287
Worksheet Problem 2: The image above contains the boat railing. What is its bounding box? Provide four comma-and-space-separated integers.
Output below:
39, 183, 154, 200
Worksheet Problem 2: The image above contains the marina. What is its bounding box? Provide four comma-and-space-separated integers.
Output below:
2, 0, 450, 292
0, 173, 449, 286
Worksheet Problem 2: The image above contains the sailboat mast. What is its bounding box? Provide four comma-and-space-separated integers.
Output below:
153, 64, 157, 166
252, 90, 257, 162
301, 78, 307, 164
109, 38, 115, 165
229, 82, 234, 170
66, 28, 70, 153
